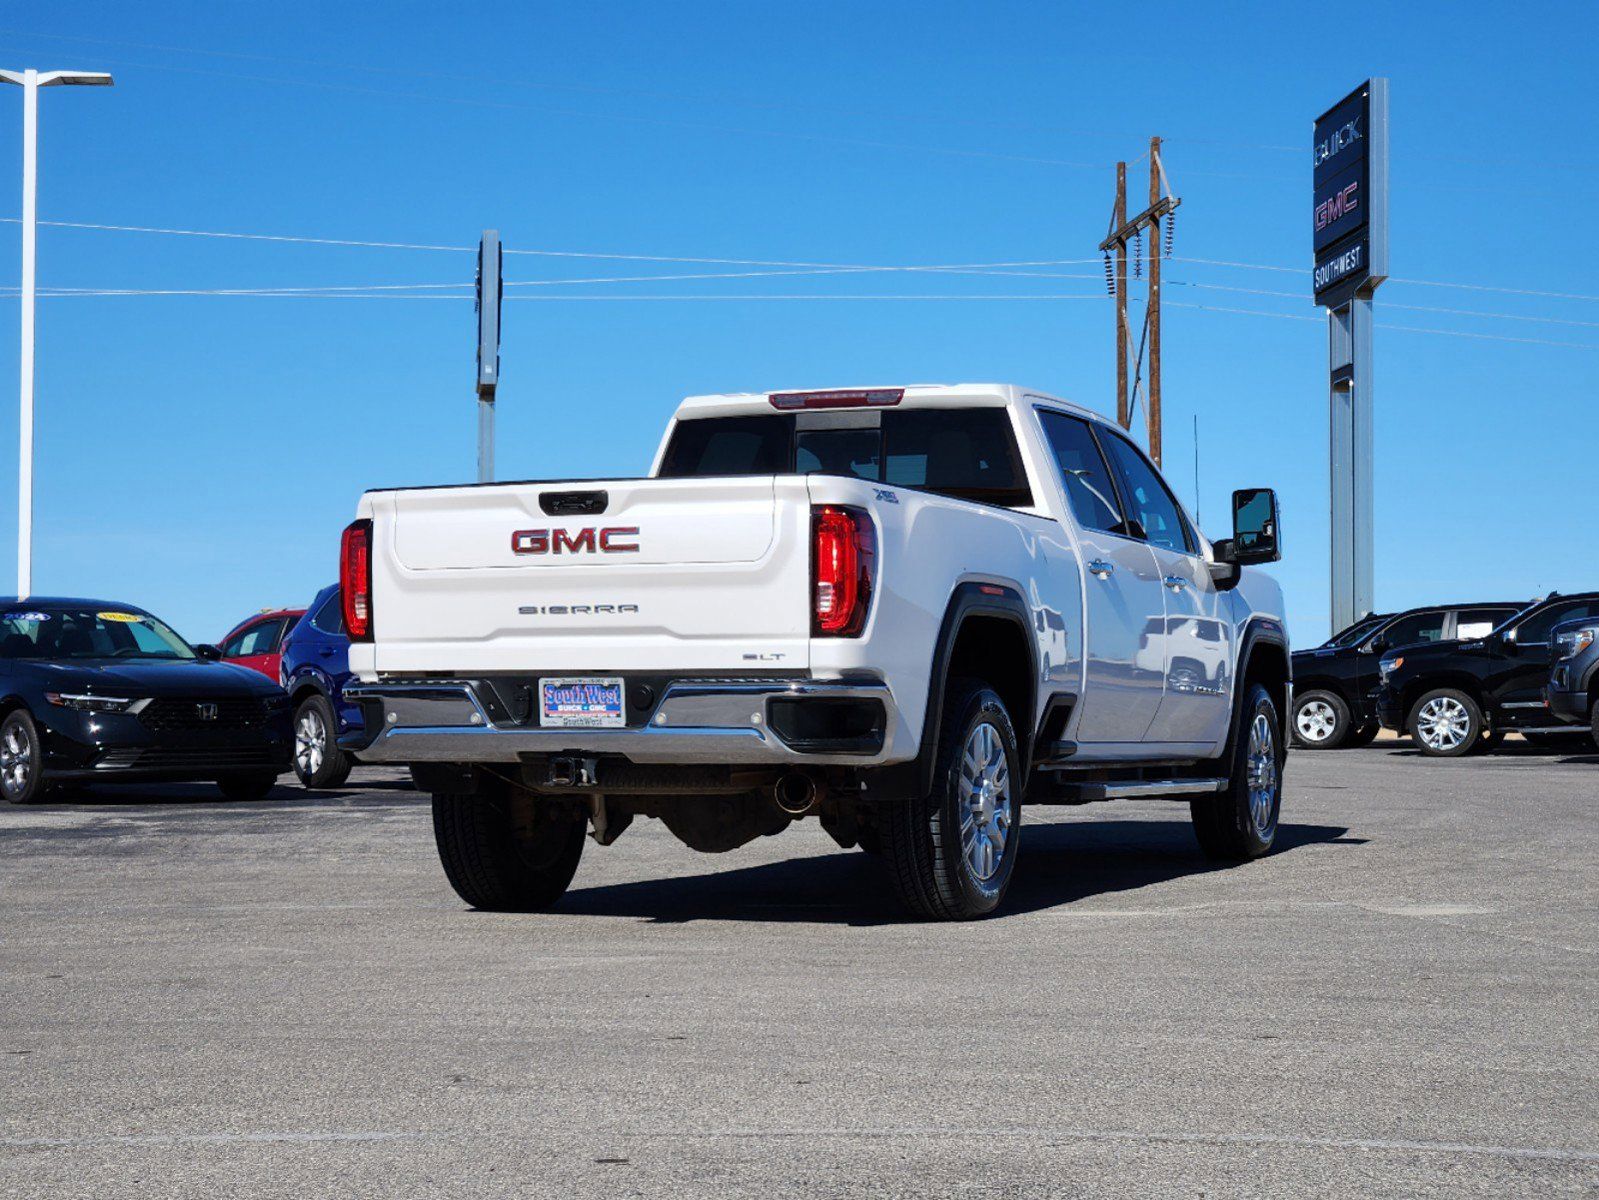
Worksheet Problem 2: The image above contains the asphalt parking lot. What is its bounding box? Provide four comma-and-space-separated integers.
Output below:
2, 744, 1596, 1199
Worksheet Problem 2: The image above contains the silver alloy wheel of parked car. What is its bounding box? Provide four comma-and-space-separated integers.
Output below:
1, 722, 31, 798
295, 706, 327, 778
1246, 711, 1278, 836
1294, 698, 1338, 744
958, 721, 1011, 882
1415, 695, 1471, 752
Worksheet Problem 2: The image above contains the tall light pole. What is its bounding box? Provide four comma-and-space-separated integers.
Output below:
0, 68, 113, 599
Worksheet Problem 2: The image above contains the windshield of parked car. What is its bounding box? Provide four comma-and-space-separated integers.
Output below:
1324, 615, 1386, 649
0, 607, 197, 661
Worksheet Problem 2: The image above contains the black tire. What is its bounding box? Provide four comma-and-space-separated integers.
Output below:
1591, 699, 1599, 749
1407, 688, 1484, 758
1290, 688, 1351, 749
0, 709, 48, 805
432, 784, 586, 912
216, 770, 281, 802
1191, 682, 1283, 860
879, 678, 1021, 921
292, 694, 352, 789
1344, 722, 1380, 748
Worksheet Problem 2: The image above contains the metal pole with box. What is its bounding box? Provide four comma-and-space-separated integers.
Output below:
476, 229, 502, 483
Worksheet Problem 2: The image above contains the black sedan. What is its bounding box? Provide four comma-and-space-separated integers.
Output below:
0, 598, 292, 804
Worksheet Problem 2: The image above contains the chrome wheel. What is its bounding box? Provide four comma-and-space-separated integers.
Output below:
1, 722, 31, 797
295, 706, 326, 778
958, 721, 1012, 882
1416, 696, 1470, 752
1245, 711, 1278, 836
1295, 699, 1338, 743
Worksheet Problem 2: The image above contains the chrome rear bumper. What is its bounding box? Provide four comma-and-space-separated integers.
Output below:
342, 677, 898, 766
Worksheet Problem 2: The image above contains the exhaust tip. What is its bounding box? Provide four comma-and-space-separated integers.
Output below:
773, 772, 818, 816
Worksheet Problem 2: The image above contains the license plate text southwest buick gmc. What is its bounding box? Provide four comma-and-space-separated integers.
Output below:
340, 384, 1289, 920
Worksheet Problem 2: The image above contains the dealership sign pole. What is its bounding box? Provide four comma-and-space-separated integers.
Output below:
1314, 79, 1387, 637
475, 229, 502, 484
0, 67, 113, 599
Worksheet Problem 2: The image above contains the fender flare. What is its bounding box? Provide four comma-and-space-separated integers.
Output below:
1225, 616, 1291, 761
285, 670, 334, 708
913, 581, 1038, 796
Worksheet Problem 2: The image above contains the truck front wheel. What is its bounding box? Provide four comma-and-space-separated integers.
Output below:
432, 785, 586, 912
880, 678, 1020, 920
1191, 682, 1283, 860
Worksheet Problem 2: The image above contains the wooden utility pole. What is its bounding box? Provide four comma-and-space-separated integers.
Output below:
1100, 137, 1179, 467
1113, 162, 1129, 429
1146, 136, 1163, 466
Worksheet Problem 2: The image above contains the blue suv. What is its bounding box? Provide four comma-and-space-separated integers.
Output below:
279, 584, 364, 788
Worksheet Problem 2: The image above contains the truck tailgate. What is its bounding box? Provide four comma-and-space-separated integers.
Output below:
369, 475, 813, 675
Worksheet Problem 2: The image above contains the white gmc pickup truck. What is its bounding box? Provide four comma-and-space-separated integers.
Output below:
339, 383, 1289, 920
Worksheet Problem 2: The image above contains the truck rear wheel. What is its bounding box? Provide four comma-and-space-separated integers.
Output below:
432, 786, 586, 912
1291, 689, 1350, 749
1191, 682, 1283, 860
880, 678, 1020, 920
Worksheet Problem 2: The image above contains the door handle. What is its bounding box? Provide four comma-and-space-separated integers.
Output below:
1088, 559, 1114, 578
1163, 575, 1188, 590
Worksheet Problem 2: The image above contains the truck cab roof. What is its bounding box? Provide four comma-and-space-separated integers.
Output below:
673, 383, 1102, 424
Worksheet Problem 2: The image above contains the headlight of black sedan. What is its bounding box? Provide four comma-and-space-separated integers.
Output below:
45, 692, 139, 714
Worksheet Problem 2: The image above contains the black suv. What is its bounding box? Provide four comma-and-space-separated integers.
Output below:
1546, 617, 1599, 744
1290, 602, 1524, 749
1375, 592, 1599, 756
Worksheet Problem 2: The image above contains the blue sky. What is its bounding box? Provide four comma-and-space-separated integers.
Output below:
0, 1, 1594, 646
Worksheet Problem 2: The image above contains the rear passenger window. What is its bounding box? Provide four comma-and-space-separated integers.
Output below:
1038, 411, 1127, 535
310, 592, 346, 636
1455, 608, 1513, 640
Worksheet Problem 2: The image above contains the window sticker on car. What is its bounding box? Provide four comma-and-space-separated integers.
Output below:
1457, 622, 1495, 639
4, 611, 50, 622
97, 611, 145, 623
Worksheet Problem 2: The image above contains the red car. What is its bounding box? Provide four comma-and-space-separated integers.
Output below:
219, 608, 305, 681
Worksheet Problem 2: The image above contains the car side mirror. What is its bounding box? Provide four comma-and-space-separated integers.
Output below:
1368, 637, 1389, 655
1221, 487, 1281, 565
196, 643, 222, 660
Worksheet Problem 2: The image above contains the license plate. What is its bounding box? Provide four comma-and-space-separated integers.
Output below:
539, 677, 626, 728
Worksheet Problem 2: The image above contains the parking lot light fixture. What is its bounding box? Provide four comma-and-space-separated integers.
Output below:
0, 68, 113, 600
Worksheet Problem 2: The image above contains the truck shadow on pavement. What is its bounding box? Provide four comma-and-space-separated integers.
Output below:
557, 818, 1360, 926
25, 775, 423, 809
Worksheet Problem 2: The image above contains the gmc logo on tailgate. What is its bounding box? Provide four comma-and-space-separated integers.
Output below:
511, 526, 640, 555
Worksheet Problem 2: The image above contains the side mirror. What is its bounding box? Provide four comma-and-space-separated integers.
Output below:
1223, 487, 1281, 565
1368, 637, 1389, 655
196, 643, 222, 661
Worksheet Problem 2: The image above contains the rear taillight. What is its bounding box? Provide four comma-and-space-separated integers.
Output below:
340, 519, 373, 642
812, 506, 875, 637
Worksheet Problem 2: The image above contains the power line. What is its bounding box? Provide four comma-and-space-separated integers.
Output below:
11, 284, 1595, 348
16, 215, 1596, 308
0, 217, 1109, 271
1174, 255, 1599, 303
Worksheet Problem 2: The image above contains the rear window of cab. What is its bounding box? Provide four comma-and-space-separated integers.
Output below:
658, 409, 1033, 509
